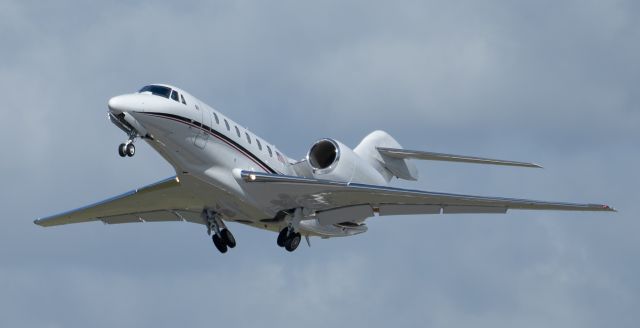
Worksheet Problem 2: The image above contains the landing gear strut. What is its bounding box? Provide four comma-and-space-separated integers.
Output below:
203, 209, 236, 254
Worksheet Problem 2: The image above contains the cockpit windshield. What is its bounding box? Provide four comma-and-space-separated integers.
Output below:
138, 85, 172, 98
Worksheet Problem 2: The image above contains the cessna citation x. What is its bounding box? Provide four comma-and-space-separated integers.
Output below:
35, 84, 615, 253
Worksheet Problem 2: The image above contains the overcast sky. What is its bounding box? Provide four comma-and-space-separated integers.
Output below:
1, 0, 638, 327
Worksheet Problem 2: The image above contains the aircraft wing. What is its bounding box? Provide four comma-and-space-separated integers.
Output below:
239, 171, 615, 218
34, 176, 204, 227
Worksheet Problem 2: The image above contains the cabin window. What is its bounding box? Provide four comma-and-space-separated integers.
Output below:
256, 139, 262, 151
180, 94, 187, 105
224, 119, 230, 131
213, 113, 219, 124
170, 90, 179, 102
235, 126, 240, 138
267, 146, 273, 157
245, 132, 252, 144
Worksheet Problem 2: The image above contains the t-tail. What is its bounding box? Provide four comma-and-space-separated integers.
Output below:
293, 130, 541, 185
354, 130, 541, 183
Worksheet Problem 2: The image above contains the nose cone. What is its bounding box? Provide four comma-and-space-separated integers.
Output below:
108, 94, 141, 114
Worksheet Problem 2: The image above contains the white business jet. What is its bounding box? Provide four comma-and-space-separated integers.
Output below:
35, 84, 615, 253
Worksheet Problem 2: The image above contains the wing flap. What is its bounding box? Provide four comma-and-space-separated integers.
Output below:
378, 204, 441, 215
442, 205, 507, 214
139, 210, 183, 222
100, 210, 185, 224
102, 214, 144, 224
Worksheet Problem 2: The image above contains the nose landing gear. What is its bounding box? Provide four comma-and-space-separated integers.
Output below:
118, 142, 135, 157
118, 132, 137, 158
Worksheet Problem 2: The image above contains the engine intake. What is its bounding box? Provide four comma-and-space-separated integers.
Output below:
307, 139, 340, 171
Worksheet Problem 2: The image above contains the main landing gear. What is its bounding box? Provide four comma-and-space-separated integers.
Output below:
276, 208, 305, 252
203, 209, 236, 254
277, 227, 301, 252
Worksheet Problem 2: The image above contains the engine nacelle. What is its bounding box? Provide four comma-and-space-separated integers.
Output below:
306, 138, 386, 185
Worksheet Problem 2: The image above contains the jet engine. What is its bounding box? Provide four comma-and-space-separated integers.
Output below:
306, 138, 386, 184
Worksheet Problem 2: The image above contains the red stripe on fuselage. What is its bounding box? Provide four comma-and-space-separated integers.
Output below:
142, 112, 278, 174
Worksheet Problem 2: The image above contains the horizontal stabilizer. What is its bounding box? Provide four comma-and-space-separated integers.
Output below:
377, 147, 542, 168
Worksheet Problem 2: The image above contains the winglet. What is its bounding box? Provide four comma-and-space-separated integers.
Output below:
600, 204, 617, 212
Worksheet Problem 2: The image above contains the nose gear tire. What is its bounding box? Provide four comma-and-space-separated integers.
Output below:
118, 143, 127, 157
125, 143, 135, 157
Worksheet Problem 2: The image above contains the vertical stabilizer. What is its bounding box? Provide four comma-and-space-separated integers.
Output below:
354, 130, 418, 182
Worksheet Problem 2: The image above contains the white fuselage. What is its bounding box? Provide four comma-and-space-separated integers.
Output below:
108, 85, 369, 237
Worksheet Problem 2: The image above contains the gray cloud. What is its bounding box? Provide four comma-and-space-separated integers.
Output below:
1, 0, 638, 327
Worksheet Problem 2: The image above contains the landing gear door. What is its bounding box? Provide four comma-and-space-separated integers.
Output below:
194, 103, 208, 149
